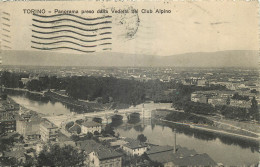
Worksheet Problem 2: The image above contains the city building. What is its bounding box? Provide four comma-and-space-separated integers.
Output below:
208, 97, 227, 106
40, 119, 59, 142
191, 94, 208, 103
16, 112, 41, 140
77, 140, 123, 167
0, 110, 16, 134
229, 99, 252, 108
81, 121, 102, 134
0, 99, 19, 133
182, 77, 208, 86
121, 138, 148, 156
110, 139, 128, 149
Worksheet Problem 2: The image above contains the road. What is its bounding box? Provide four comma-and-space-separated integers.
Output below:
160, 119, 260, 141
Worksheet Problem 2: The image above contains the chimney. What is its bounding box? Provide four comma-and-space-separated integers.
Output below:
174, 129, 176, 153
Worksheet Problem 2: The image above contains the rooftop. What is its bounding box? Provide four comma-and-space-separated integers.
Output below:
172, 153, 217, 166
110, 140, 128, 147
77, 140, 122, 160
41, 119, 58, 129
68, 124, 81, 133
123, 138, 148, 149
146, 145, 174, 155
147, 145, 216, 166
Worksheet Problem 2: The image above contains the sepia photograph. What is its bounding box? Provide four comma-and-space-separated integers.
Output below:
0, 0, 259, 166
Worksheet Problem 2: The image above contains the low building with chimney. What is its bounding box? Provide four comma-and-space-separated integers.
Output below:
146, 145, 217, 167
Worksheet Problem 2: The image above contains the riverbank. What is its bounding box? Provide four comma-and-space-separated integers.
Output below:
44, 90, 130, 113
3, 87, 44, 96
5, 92, 259, 166
6, 88, 259, 142
159, 118, 259, 141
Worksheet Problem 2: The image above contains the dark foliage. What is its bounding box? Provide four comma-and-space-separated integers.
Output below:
92, 117, 102, 124
37, 144, 84, 166
128, 112, 141, 124
137, 134, 147, 143
166, 112, 214, 125
101, 124, 115, 137
65, 121, 74, 131
232, 93, 250, 101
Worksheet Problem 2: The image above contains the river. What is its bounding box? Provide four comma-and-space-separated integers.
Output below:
7, 90, 259, 166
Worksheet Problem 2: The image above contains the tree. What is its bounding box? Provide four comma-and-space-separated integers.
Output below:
102, 94, 109, 104
75, 119, 84, 125
37, 144, 84, 166
94, 131, 100, 136
111, 115, 123, 126
86, 132, 93, 139
1, 157, 18, 166
250, 97, 259, 121
102, 125, 115, 137
92, 117, 102, 124
226, 96, 230, 105
65, 121, 74, 131
128, 113, 141, 124
1, 94, 7, 100
250, 89, 257, 93
77, 127, 81, 134
70, 135, 80, 142
251, 97, 258, 110
232, 93, 250, 101
27, 79, 43, 91
137, 134, 147, 143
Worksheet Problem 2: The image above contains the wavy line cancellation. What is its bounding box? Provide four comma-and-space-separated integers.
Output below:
33, 19, 112, 26
32, 35, 111, 42
31, 40, 112, 47
32, 14, 112, 53
33, 14, 112, 21
32, 24, 111, 32
32, 30, 112, 37
31, 46, 96, 53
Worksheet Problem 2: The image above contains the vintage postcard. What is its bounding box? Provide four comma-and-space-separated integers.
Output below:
0, 0, 259, 166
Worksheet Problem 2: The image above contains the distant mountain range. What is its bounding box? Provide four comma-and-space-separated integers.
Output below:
0, 50, 258, 67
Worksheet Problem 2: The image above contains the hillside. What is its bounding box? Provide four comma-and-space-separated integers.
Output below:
0, 50, 258, 67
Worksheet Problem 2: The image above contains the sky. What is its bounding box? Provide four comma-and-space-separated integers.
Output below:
0, 0, 259, 56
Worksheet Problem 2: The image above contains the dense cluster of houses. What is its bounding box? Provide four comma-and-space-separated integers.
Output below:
191, 90, 256, 109
0, 98, 20, 134
69, 136, 216, 167
1, 100, 217, 166
182, 77, 208, 86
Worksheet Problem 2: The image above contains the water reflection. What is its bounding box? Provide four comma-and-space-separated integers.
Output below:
153, 119, 259, 152
116, 121, 259, 166
4, 89, 49, 103
6, 90, 259, 166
